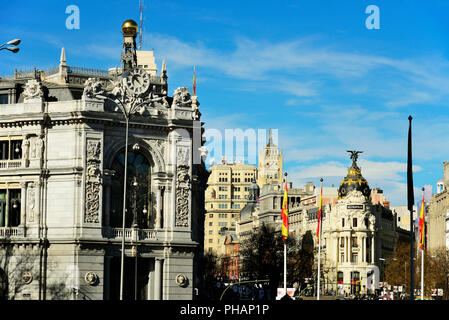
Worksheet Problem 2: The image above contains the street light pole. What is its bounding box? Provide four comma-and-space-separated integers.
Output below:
119, 115, 129, 301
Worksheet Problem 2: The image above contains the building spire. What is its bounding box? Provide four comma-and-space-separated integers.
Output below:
268, 128, 273, 146
60, 47, 66, 66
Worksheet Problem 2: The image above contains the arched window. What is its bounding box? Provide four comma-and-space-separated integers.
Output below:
110, 148, 152, 228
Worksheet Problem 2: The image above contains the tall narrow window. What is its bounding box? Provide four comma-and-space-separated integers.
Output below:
353, 218, 358, 228
0, 188, 21, 227
0, 139, 23, 162
342, 218, 345, 227
0, 94, 8, 104
337, 271, 344, 284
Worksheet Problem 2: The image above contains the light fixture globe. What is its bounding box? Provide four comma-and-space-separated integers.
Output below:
121, 19, 138, 36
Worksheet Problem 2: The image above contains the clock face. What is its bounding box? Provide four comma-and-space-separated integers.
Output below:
124, 69, 150, 95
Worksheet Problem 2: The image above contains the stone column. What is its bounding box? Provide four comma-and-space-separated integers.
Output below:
361, 236, 365, 263
155, 186, 163, 229
154, 258, 163, 300
335, 235, 339, 265
5, 189, 9, 227
20, 182, 27, 228
346, 236, 349, 263
371, 236, 375, 264
147, 260, 154, 300
35, 180, 41, 226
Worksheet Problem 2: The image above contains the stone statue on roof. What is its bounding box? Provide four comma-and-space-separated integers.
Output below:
347, 150, 363, 168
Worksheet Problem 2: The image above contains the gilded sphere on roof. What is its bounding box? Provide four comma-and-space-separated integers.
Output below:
121, 19, 138, 36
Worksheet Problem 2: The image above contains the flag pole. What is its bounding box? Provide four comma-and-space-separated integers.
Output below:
317, 230, 321, 300
317, 178, 323, 300
420, 187, 425, 300
421, 244, 424, 300
284, 241, 287, 296
282, 172, 288, 298
407, 115, 415, 300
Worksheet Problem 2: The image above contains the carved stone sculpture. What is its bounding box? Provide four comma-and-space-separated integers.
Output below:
175, 165, 190, 227
83, 78, 104, 99
84, 140, 101, 223
23, 79, 43, 101
173, 87, 192, 108
27, 184, 35, 222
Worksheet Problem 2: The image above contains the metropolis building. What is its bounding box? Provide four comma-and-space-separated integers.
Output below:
300, 152, 400, 295
0, 20, 208, 300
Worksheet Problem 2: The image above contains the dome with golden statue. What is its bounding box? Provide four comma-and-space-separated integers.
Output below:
338, 150, 371, 200
122, 19, 138, 36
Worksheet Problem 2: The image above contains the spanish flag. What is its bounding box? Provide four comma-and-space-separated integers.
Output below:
316, 182, 323, 244
419, 191, 425, 250
281, 180, 288, 242
193, 66, 196, 96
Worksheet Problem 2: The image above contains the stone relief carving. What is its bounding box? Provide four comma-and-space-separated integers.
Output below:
175, 274, 189, 287
21, 138, 30, 166
84, 272, 99, 285
173, 87, 192, 108
175, 164, 190, 228
27, 184, 35, 222
177, 146, 190, 166
191, 95, 201, 120
147, 139, 166, 162
83, 78, 104, 99
23, 79, 43, 101
84, 140, 102, 223
28, 136, 44, 160
22, 271, 33, 285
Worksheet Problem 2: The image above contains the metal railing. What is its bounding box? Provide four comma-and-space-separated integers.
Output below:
0, 160, 22, 169
109, 227, 158, 240
42, 67, 59, 77
67, 66, 110, 77
0, 227, 19, 237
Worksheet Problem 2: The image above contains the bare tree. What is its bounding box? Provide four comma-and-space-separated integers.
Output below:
0, 240, 39, 300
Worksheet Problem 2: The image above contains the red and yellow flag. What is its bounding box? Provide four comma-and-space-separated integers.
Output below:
193, 66, 196, 96
316, 183, 323, 244
281, 180, 288, 242
419, 192, 425, 250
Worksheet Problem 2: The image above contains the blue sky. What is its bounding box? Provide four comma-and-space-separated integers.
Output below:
1, 0, 449, 205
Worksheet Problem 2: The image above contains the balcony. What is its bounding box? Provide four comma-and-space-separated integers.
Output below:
0, 160, 22, 169
105, 227, 158, 241
0, 227, 22, 237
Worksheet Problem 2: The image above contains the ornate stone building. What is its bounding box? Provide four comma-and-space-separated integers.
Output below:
0, 19, 207, 300
256, 129, 283, 188
299, 152, 401, 295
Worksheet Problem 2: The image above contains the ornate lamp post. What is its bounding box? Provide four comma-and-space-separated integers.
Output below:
86, 19, 163, 300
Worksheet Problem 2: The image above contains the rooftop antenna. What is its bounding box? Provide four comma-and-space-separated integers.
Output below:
139, 0, 144, 50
